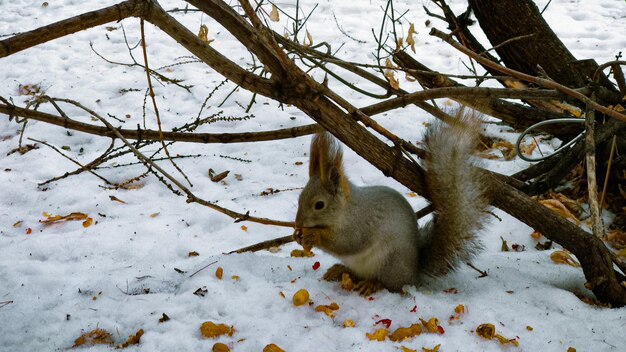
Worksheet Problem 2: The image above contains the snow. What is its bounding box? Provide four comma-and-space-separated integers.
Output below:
1, 0, 626, 351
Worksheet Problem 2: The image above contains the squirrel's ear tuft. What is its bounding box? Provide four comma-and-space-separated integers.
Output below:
309, 132, 349, 197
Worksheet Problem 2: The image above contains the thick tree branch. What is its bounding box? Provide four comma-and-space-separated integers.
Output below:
0, 101, 321, 143
0, 0, 144, 58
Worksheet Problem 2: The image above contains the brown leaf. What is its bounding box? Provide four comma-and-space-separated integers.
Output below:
117, 329, 143, 349
188, 251, 200, 257
215, 267, 223, 280
407, 23, 416, 53
198, 24, 209, 42
73, 328, 113, 348
540, 199, 580, 225
209, 169, 230, 182
40, 212, 89, 225
550, 250, 580, 268
109, 196, 127, 204
158, 313, 170, 323
212, 343, 230, 352
269, 5, 280, 22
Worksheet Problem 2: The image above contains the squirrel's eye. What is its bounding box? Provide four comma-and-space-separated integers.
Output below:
314, 201, 325, 210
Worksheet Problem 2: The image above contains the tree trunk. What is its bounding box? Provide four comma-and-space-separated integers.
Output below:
468, 0, 620, 103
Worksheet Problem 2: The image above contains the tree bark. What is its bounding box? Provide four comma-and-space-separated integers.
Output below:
468, 0, 620, 102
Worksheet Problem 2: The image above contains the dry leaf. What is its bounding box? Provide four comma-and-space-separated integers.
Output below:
109, 196, 127, 204
292, 289, 309, 306
73, 328, 113, 347
215, 267, 223, 280
269, 5, 280, 22
158, 313, 170, 323
606, 229, 626, 249
209, 169, 230, 182
407, 23, 416, 53
117, 329, 143, 349
422, 345, 441, 352
343, 319, 355, 328
476, 323, 519, 347
199, 321, 234, 339
12, 220, 23, 228
212, 343, 230, 352
290, 249, 314, 257
231, 275, 240, 281
519, 140, 537, 157
40, 212, 89, 225
366, 328, 388, 341
82, 217, 93, 228
198, 24, 209, 42
188, 251, 200, 257
304, 30, 313, 47
550, 250, 580, 267
540, 199, 580, 225
420, 318, 439, 333
384, 58, 400, 90
241, 225, 248, 232
263, 344, 285, 352
401, 347, 416, 352
150, 212, 160, 218
315, 302, 339, 318
389, 323, 422, 342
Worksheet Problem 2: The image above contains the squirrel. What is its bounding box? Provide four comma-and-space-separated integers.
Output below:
293, 108, 488, 296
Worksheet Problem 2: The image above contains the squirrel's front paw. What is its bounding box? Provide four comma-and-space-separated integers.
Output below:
323, 264, 352, 282
354, 279, 383, 296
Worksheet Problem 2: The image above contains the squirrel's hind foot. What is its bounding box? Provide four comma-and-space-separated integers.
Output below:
354, 279, 383, 296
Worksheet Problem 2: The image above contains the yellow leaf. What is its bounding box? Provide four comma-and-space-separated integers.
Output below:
550, 250, 580, 268
420, 317, 439, 333
82, 217, 93, 228
402, 347, 417, 352
366, 328, 388, 341
117, 329, 144, 349
198, 24, 209, 42
212, 342, 230, 352
315, 302, 340, 318
215, 267, 223, 280
304, 30, 313, 47
540, 199, 580, 225
407, 23, 416, 53
269, 5, 280, 22
72, 328, 113, 347
422, 344, 441, 352
390, 323, 422, 342
343, 319, 355, 328
292, 289, 309, 306
199, 321, 234, 339
150, 212, 160, 218
263, 344, 285, 352
231, 275, 240, 281
384, 58, 400, 90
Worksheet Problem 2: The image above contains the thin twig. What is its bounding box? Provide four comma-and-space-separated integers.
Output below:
28, 137, 114, 186
430, 28, 626, 123
584, 95, 603, 237
140, 18, 193, 187
189, 260, 219, 278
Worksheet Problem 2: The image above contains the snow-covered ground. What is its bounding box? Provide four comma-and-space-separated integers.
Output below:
1, 0, 625, 351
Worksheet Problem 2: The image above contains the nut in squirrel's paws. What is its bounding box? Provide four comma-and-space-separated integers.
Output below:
354, 279, 383, 296
293, 227, 325, 251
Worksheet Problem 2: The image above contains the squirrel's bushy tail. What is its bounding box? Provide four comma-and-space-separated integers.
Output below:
419, 108, 488, 277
